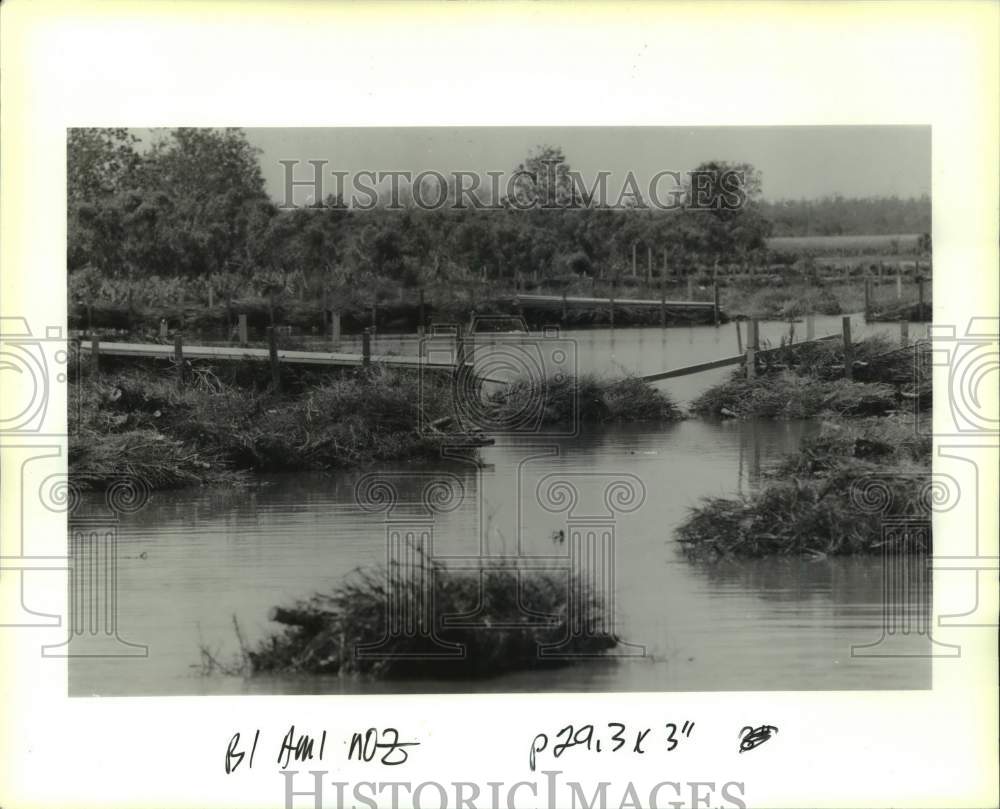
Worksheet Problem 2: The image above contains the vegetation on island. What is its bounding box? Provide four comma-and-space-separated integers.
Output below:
677, 336, 932, 558
690, 335, 928, 419
203, 549, 617, 679
676, 415, 931, 560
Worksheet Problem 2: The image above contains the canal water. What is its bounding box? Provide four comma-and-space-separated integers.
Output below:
70, 316, 932, 696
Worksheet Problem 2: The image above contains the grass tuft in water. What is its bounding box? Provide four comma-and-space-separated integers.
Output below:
690, 336, 927, 418
243, 547, 617, 679
676, 416, 931, 559
489, 373, 682, 425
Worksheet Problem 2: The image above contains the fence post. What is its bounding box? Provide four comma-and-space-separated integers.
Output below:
238, 314, 248, 347
842, 316, 853, 380
173, 332, 184, 385
331, 311, 341, 351
745, 348, 756, 380
749, 318, 760, 351
362, 327, 372, 366
806, 314, 815, 342
90, 335, 100, 375
659, 288, 666, 328
159, 318, 169, 340
735, 320, 743, 353
712, 283, 720, 326
900, 318, 910, 347
267, 326, 281, 390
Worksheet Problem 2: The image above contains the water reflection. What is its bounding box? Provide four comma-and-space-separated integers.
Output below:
70, 417, 930, 696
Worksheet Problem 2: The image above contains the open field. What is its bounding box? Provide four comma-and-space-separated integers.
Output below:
767, 233, 925, 253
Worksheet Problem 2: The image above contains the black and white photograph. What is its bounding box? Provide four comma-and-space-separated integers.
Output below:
1, 3, 997, 809
65, 125, 938, 695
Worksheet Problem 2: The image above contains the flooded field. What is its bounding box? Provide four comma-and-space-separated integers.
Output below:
69, 317, 932, 696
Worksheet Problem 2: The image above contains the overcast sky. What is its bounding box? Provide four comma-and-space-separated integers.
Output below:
238, 126, 930, 204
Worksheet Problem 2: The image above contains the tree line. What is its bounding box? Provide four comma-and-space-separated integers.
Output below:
68, 128, 930, 293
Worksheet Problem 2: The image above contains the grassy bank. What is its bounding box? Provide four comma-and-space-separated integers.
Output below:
212, 549, 617, 679
70, 364, 680, 491
691, 335, 927, 418
676, 416, 931, 559
70, 364, 456, 491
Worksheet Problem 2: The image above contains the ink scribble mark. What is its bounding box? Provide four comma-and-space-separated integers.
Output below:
739, 724, 778, 753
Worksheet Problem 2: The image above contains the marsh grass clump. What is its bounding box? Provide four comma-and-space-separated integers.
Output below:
490, 373, 682, 425
766, 334, 893, 377
676, 416, 931, 559
70, 364, 454, 491
691, 373, 897, 418
690, 335, 921, 418
245, 550, 617, 679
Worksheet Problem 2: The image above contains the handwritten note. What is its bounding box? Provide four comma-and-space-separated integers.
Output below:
225, 726, 421, 774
